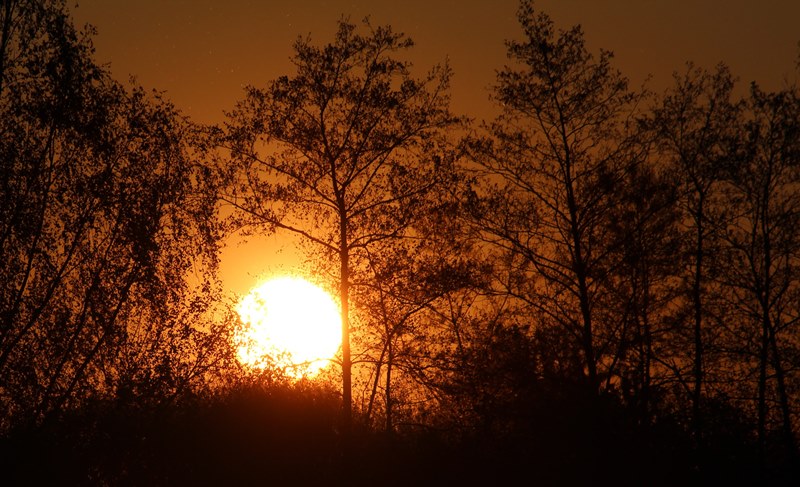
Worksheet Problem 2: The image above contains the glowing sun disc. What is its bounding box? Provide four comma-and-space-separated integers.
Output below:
236, 276, 340, 376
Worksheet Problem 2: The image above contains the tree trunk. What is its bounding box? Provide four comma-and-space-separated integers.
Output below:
641, 267, 653, 425
562, 145, 598, 394
0, 0, 16, 98
768, 322, 797, 455
757, 319, 769, 462
365, 344, 386, 426
567, 185, 598, 393
385, 337, 393, 433
691, 200, 705, 443
340, 244, 352, 435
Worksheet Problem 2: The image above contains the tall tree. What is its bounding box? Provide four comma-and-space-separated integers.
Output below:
650, 64, 739, 441
467, 0, 641, 395
720, 83, 800, 459
214, 18, 460, 433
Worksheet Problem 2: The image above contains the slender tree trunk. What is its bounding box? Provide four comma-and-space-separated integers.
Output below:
385, 337, 393, 433
338, 238, 353, 485
753, 171, 796, 461
365, 344, 386, 425
641, 267, 653, 425
691, 200, 705, 442
768, 323, 796, 455
757, 318, 769, 461
339, 244, 352, 434
0, 0, 16, 98
760, 186, 796, 455
576, 270, 597, 392
562, 150, 598, 393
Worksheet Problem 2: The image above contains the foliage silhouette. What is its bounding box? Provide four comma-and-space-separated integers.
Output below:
210, 17, 462, 434
648, 63, 739, 443
466, 0, 644, 397
0, 0, 229, 432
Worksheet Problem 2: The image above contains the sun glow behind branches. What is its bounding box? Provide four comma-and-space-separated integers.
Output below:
235, 276, 341, 377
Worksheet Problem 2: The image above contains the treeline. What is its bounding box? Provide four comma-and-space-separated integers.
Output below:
2, 0, 800, 485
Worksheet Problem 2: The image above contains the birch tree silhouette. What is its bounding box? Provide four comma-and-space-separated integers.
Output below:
0, 0, 225, 430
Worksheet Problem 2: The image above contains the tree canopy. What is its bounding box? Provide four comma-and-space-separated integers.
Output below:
212, 17, 462, 432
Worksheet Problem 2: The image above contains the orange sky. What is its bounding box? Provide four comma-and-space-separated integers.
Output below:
71, 0, 800, 296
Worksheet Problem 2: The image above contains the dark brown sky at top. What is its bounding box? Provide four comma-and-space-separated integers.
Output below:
70, 0, 800, 295
73, 0, 800, 125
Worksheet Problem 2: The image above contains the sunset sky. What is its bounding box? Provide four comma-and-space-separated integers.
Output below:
71, 0, 800, 295
5, 3, 800, 480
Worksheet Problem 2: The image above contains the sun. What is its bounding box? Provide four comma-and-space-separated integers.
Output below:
235, 276, 341, 376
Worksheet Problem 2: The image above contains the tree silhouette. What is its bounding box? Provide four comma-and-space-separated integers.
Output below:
720, 83, 800, 462
649, 63, 739, 442
466, 0, 642, 396
0, 0, 224, 430
214, 18, 461, 434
